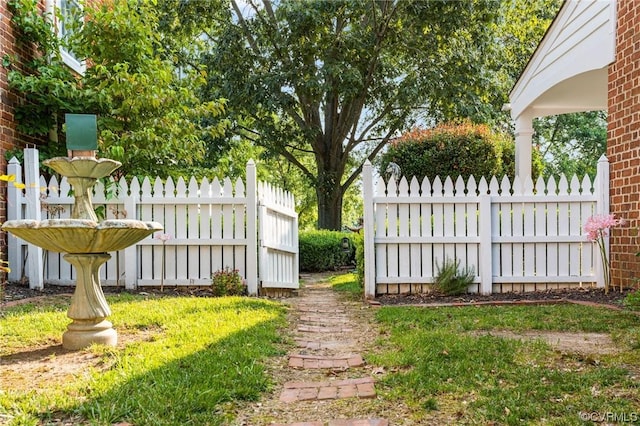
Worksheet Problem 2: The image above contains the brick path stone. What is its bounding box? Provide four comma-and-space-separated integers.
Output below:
288, 354, 364, 369
280, 377, 376, 402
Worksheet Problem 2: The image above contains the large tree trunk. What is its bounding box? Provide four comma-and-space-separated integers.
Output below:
316, 170, 344, 230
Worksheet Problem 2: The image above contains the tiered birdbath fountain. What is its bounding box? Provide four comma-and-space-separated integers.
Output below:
2, 114, 162, 350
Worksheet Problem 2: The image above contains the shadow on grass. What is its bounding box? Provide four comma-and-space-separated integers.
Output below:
8, 295, 289, 426
1, 344, 72, 363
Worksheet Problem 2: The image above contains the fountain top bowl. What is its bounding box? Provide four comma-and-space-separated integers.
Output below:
44, 157, 122, 179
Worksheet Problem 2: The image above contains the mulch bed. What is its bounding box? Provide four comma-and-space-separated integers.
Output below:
2, 282, 636, 310
1, 282, 220, 306
376, 287, 634, 307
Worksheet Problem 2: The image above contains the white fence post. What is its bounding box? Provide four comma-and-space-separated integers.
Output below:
595, 155, 610, 288
123, 184, 138, 290
478, 194, 493, 294
24, 148, 43, 290
7, 157, 23, 283
246, 160, 258, 295
596, 155, 610, 216
362, 160, 376, 299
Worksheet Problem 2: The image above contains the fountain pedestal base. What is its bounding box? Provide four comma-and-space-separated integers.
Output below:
62, 253, 117, 350
63, 319, 117, 350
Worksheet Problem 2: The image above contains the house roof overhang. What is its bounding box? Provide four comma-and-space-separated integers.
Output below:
508, 0, 616, 121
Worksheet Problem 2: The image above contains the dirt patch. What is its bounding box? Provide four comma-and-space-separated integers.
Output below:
470, 330, 619, 355
0, 327, 162, 392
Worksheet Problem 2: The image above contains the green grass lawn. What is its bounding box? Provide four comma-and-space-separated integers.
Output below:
370, 304, 640, 425
1, 293, 288, 426
3, 275, 640, 426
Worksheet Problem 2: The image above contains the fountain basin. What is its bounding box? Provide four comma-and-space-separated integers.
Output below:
2, 219, 163, 253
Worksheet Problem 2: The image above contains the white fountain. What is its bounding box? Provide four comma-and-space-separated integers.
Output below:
2, 114, 162, 350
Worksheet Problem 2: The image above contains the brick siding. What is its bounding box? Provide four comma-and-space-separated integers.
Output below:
607, 0, 640, 288
1, 0, 48, 261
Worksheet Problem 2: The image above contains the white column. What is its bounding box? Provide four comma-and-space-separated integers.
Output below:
514, 112, 535, 180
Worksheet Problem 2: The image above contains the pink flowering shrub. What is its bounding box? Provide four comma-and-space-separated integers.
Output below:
211, 267, 247, 297
584, 214, 625, 293
155, 233, 172, 242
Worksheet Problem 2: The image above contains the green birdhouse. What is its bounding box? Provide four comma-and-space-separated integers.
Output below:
65, 114, 98, 151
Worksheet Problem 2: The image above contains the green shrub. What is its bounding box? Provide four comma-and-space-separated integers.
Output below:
380, 121, 543, 182
623, 291, 640, 311
299, 230, 355, 272
434, 258, 475, 296
211, 267, 246, 296
353, 232, 365, 287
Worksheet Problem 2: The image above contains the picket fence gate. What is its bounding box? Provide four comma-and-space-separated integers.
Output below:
361, 156, 610, 298
6, 148, 299, 295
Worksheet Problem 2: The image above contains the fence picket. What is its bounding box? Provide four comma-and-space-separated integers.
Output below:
174, 177, 188, 281
580, 175, 597, 275
222, 177, 234, 270
546, 176, 559, 277
420, 177, 433, 278
430, 177, 443, 268
535, 192, 547, 281
568, 176, 582, 277
386, 177, 399, 280
409, 177, 421, 282
138, 178, 152, 281
187, 177, 200, 282
398, 178, 410, 280
234, 178, 246, 279
454, 177, 467, 282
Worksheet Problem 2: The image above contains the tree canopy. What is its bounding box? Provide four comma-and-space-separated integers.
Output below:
7, 0, 227, 178
534, 111, 607, 178
184, 0, 502, 229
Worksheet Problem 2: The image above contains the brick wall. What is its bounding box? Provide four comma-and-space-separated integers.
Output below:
607, 0, 640, 289
1, 1, 48, 264
1, 0, 47, 162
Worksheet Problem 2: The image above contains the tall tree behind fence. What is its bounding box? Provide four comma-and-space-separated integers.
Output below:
7, 149, 298, 294
362, 156, 610, 298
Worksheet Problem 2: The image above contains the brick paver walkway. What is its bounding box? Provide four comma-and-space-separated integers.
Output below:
271, 275, 387, 426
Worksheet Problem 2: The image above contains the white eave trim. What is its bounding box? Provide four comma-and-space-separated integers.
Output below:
509, 0, 616, 120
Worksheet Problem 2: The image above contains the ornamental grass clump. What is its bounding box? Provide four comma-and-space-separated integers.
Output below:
434, 257, 475, 295
584, 213, 625, 293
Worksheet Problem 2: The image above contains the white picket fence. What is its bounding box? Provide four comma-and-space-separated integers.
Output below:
361, 156, 610, 298
6, 149, 299, 295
